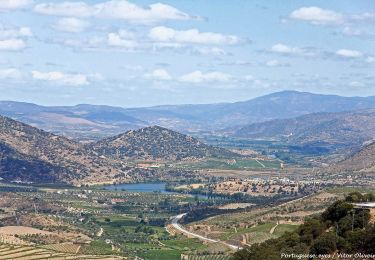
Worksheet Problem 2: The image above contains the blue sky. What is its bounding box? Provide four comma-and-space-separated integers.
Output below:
0, 0, 375, 107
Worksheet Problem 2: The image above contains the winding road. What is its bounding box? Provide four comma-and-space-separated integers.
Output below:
171, 213, 241, 250
170, 194, 313, 250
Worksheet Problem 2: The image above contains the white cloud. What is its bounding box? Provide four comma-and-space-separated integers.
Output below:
243, 74, 255, 81
0, 26, 32, 39
179, 71, 232, 83
336, 49, 363, 58
265, 59, 289, 67
53, 17, 90, 33
0, 39, 26, 51
107, 30, 138, 49
193, 47, 227, 56
289, 6, 344, 25
0, 26, 32, 51
34, 1, 194, 23
149, 26, 241, 45
366, 57, 375, 63
349, 81, 364, 87
271, 44, 301, 54
32, 70, 89, 86
0, 68, 22, 79
144, 69, 171, 81
0, 0, 31, 10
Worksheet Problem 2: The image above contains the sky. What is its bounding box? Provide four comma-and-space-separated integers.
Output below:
0, 0, 375, 107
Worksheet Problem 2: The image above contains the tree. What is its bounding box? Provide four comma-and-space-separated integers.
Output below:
310, 232, 337, 255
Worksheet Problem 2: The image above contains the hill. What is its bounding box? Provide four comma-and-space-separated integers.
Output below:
231, 109, 375, 151
0, 115, 128, 185
2, 91, 375, 139
87, 125, 237, 160
329, 142, 375, 173
233, 193, 375, 260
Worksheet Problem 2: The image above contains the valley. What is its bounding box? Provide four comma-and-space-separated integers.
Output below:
1, 91, 375, 259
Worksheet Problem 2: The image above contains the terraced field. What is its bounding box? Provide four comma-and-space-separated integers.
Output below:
184, 255, 231, 260
0, 244, 125, 259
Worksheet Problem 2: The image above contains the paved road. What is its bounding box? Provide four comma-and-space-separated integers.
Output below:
171, 213, 240, 250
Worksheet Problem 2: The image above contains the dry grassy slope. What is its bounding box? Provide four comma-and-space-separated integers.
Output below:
330, 142, 375, 173
87, 125, 237, 160
0, 115, 128, 184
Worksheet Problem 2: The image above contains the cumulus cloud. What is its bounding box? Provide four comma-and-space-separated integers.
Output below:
107, 30, 138, 49
336, 49, 363, 58
193, 47, 228, 56
32, 70, 90, 86
0, 25, 32, 51
271, 44, 302, 54
270, 43, 316, 57
149, 26, 241, 45
179, 71, 232, 83
0, 26, 32, 39
34, 0, 195, 23
0, 0, 32, 10
144, 69, 171, 81
265, 59, 290, 67
0, 39, 26, 51
0, 68, 22, 79
289, 6, 344, 25
53, 17, 90, 33
349, 81, 364, 87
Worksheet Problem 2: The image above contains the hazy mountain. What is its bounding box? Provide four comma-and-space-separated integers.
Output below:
124, 91, 375, 131
231, 109, 375, 151
87, 126, 237, 161
2, 91, 375, 139
0, 115, 128, 185
0, 101, 147, 141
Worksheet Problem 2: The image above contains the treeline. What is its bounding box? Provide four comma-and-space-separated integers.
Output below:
232, 192, 375, 260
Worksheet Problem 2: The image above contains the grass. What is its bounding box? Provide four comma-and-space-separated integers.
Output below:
138, 248, 181, 260
273, 224, 299, 237
132, 238, 206, 260
79, 240, 113, 255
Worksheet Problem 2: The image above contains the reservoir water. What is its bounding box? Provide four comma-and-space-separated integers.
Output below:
102, 182, 170, 193
102, 182, 208, 198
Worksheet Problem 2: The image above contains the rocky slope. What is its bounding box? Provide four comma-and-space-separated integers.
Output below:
87, 126, 237, 160
0, 115, 128, 184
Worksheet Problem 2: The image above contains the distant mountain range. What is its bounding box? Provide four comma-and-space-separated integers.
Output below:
0, 116, 234, 184
2, 91, 375, 140
231, 109, 375, 152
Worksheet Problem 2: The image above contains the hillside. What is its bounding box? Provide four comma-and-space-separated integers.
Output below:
0, 115, 128, 184
88, 126, 237, 160
231, 109, 375, 150
2, 91, 375, 139
329, 142, 375, 173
